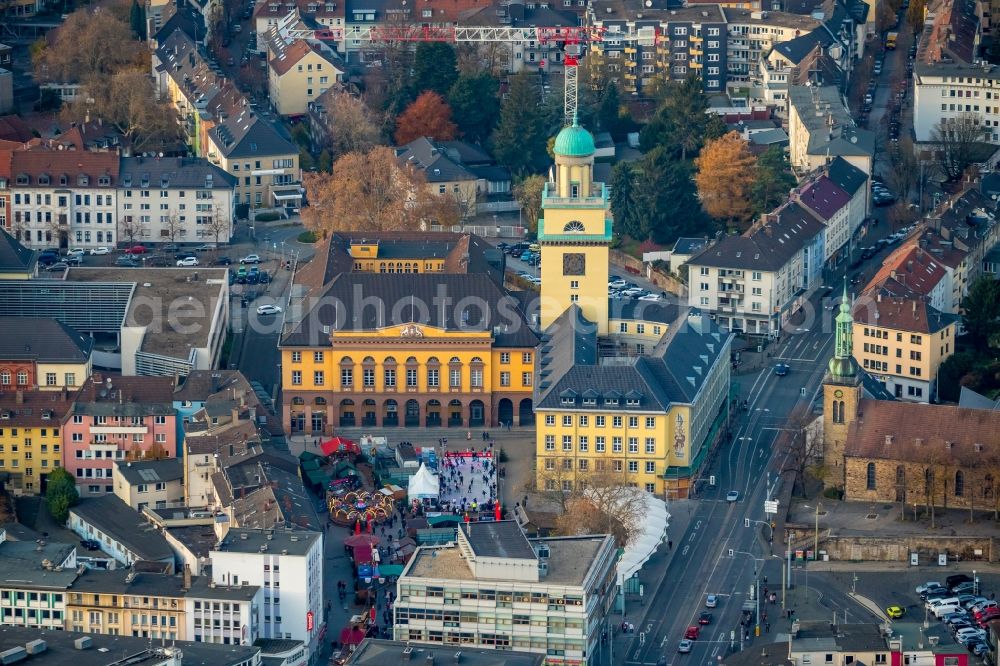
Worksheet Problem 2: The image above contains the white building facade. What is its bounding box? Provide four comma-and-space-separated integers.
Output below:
209, 529, 323, 657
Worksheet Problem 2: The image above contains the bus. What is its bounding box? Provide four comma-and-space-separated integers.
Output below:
886, 31, 898, 49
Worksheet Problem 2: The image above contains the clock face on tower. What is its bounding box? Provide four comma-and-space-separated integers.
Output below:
563, 253, 586, 276
834, 390, 844, 398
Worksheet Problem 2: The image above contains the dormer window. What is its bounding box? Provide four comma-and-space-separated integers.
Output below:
123, 175, 132, 187
98, 175, 111, 186
38, 174, 50, 185
626, 398, 640, 406
560, 396, 575, 405
78, 174, 89, 186
582, 397, 596, 406
15, 174, 28, 185
605, 398, 618, 406
59, 174, 68, 186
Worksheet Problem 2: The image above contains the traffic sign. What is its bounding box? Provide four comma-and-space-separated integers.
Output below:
764, 500, 779, 514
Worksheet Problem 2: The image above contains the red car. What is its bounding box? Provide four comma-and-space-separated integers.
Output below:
684, 626, 700, 640
125, 245, 147, 255
975, 608, 1000, 622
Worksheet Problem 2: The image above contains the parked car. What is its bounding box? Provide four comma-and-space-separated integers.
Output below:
240, 254, 261, 264
176, 257, 199, 267
80, 539, 101, 551
89, 246, 112, 255
213, 257, 232, 265
886, 605, 905, 619
64, 255, 82, 265
609, 278, 627, 289
115, 256, 139, 267
194, 243, 217, 252
125, 245, 147, 255
175, 252, 196, 261
66, 248, 85, 257
256, 304, 283, 316
44, 261, 69, 272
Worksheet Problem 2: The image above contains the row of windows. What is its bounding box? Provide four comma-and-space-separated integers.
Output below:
291, 368, 533, 389
544, 478, 658, 494
861, 359, 923, 377
544, 414, 657, 428
861, 328, 924, 344
544, 456, 658, 475
291, 352, 533, 364
544, 435, 659, 453
616, 323, 663, 335
862, 343, 923, 360
864, 464, 991, 500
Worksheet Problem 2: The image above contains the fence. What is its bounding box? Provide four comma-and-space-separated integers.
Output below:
429, 224, 527, 238
476, 201, 522, 214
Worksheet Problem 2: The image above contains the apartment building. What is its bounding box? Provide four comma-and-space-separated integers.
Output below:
112, 458, 185, 510
0, 528, 77, 630
63, 374, 178, 496
865, 243, 954, 315
184, 575, 263, 646
793, 173, 857, 266
8, 150, 120, 251
851, 291, 958, 401
0, 317, 93, 392
687, 201, 826, 335
266, 36, 344, 117
394, 138, 480, 217
0, 389, 73, 495
787, 85, 875, 175
117, 156, 237, 246
912, 0, 1000, 143
66, 570, 188, 639
209, 529, 324, 656
69, 494, 175, 568
394, 522, 617, 664
723, 7, 828, 87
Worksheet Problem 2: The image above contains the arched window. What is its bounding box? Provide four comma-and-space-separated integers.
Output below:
832, 400, 844, 424
15, 371, 27, 386
866, 462, 877, 490
955, 470, 965, 497
563, 221, 585, 233
0, 371, 9, 386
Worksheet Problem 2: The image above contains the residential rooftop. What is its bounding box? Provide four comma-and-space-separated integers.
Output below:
0, 539, 80, 590
0, 625, 259, 666
114, 458, 184, 486
346, 639, 544, 665
788, 85, 875, 157
69, 494, 174, 562
0, 316, 93, 364
211, 527, 321, 557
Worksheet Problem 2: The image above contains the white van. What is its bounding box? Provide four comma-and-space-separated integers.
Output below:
933, 604, 961, 619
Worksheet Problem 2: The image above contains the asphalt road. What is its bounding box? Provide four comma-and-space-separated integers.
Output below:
620, 292, 842, 666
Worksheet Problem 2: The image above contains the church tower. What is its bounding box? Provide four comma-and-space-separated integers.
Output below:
538, 116, 611, 335
822, 281, 862, 489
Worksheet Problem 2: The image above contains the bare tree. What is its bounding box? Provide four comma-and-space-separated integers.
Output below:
931, 113, 989, 181
206, 208, 231, 246
118, 215, 141, 246
887, 137, 919, 200
455, 42, 511, 77
780, 409, 824, 496
317, 90, 383, 160
162, 212, 183, 243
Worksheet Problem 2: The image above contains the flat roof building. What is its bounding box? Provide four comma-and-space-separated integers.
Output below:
395, 521, 616, 664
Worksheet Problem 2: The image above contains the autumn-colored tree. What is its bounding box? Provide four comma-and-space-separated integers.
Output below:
513, 175, 546, 233
318, 91, 383, 159
694, 131, 757, 231
302, 146, 455, 235
393, 92, 458, 145
33, 9, 145, 84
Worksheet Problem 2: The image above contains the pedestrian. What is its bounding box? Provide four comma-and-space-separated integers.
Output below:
766, 623, 770, 633
668, 540, 673, 550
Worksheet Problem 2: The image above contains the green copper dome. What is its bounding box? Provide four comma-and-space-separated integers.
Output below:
553, 116, 596, 157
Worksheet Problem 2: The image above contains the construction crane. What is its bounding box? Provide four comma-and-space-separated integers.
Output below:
275, 12, 660, 123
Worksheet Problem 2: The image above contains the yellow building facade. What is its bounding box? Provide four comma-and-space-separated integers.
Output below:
280, 232, 538, 433
0, 390, 70, 495
851, 293, 957, 402
534, 121, 732, 499
66, 574, 186, 639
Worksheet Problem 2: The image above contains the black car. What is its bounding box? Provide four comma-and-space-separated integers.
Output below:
37, 253, 59, 266
258, 270, 270, 283
213, 257, 232, 266
80, 539, 101, 551
948, 574, 974, 588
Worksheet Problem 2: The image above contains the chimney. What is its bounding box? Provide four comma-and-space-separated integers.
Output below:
183, 564, 192, 590
232, 407, 241, 423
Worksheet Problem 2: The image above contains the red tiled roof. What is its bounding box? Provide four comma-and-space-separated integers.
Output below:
846, 399, 1000, 465
851, 291, 958, 334
74, 374, 175, 406
10, 150, 120, 186
0, 389, 76, 426
0, 115, 33, 143
864, 243, 948, 297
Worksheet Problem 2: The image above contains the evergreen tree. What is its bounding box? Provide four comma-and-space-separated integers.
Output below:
609, 161, 640, 238
750, 145, 797, 217
597, 83, 621, 135
45, 468, 79, 523
448, 73, 500, 144
639, 73, 725, 160
129, 0, 146, 40
413, 42, 458, 97
962, 276, 1000, 349
491, 71, 549, 175
633, 148, 713, 244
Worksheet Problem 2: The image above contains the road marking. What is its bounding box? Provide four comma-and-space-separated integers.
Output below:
682, 545, 690, 556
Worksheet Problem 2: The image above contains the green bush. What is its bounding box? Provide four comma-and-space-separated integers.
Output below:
45, 468, 79, 523
255, 212, 281, 222
297, 231, 317, 243
822, 487, 843, 500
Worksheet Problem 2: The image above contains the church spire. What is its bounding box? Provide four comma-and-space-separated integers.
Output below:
828, 278, 856, 379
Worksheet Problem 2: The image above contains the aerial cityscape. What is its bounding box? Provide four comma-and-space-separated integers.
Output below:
0, 0, 999, 663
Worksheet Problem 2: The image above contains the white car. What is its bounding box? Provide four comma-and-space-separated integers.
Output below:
622, 287, 645, 297
89, 247, 111, 255
916, 582, 943, 594
705, 594, 718, 608
609, 278, 627, 289
256, 304, 283, 316
240, 254, 262, 264
66, 248, 85, 257
176, 257, 199, 267
638, 293, 663, 302
726, 491, 739, 502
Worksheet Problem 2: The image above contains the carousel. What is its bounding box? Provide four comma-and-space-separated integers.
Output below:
327, 489, 395, 526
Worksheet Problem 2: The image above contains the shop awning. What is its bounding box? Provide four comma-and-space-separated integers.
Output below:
379, 564, 405, 577
272, 188, 303, 201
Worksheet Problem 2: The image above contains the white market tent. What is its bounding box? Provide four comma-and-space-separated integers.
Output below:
586, 486, 670, 584
407, 463, 440, 500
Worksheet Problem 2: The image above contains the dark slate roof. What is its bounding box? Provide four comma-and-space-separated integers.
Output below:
536, 306, 731, 410
69, 495, 174, 562
437, 140, 494, 166
114, 458, 184, 485
750, 128, 789, 146
672, 236, 714, 255
610, 299, 681, 325
773, 30, 833, 64
0, 229, 36, 274
395, 138, 478, 183
0, 317, 93, 362
211, 110, 296, 159
119, 156, 237, 189
281, 273, 538, 348
689, 202, 824, 272
825, 156, 867, 196
460, 520, 537, 560
796, 176, 851, 221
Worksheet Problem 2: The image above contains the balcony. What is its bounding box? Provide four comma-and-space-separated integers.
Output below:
689, 61, 703, 69
690, 48, 703, 56
89, 425, 148, 434
541, 182, 608, 209
625, 60, 637, 68
690, 34, 703, 42
624, 47, 637, 54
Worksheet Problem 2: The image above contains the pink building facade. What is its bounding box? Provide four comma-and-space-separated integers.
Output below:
63, 374, 178, 496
